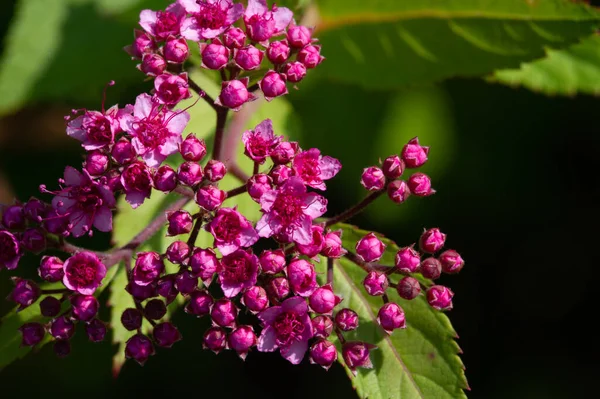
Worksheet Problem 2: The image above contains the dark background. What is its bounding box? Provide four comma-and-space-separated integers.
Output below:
1, 1, 599, 398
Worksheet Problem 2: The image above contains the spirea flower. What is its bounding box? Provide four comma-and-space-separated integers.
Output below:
292, 148, 341, 190
219, 249, 259, 298
180, 0, 244, 41
62, 251, 107, 295
242, 119, 282, 163
207, 208, 259, 256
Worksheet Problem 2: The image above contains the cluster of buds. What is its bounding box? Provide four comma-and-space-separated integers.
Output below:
0, 0, 465, 376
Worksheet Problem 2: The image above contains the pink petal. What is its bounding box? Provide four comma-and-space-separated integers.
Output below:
255, 213, 275, 238
63, 166, 83, 186
134, 93, 154, 119
258, 190, 277, 212
125, 191, 146, 209
66, 116, 86, 142
282, 177, 306, 196
178, 0, 200, 13
220, 280, 242, 298
257, 306, 282, 325
93, 206, 113, 232
139, 10, 157, 35
226, 3, 244, 25
98, 185, 116, 208
272, 7, 293, 32
280, 340, 308, 365
142, 149, 165, 168
254, 119, 273, 138
302, 193, 327, 219
217, 242, 238, 256
180, 18, 201, 41
319, 156, 342, 180
119, 114, 134, 134
281, 296, 308, 314
245, 0, 267, 18
257, 326, 278, 352
69, 213, 90, 238
166, 110, 190, 134
291, 216, 313, 245
238, 227, 259, 248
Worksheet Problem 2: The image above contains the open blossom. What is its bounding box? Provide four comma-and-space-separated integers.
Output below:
243, 0, 293, 43
292, 148, 341, 190
139, 3, 185, 41
255, 177, 327, 245
242, 119, 282, 163
120, 161, 153, 208
0, 230, 22, 270
219, 249, 259, 298
179, 0, 244, 41
121, 93, 189, 167
67, 105, 130, 151
257, 296, 313, 364
62, 251, 107, 295
153, 73, 191, 106
206, 208, 259, 256
50, 167, 115, 237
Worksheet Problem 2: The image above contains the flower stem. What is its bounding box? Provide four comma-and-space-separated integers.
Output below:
325, 190, 384, 227
343, 251, 391, 273
188, 76, 218, 111
212, 107, 229, 161
187, 216, 204, 247
327, 257, 334, 287
225, 185, 247, 199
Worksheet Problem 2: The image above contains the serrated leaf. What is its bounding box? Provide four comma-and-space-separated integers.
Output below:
313, 0, 600, 89
491, 33, 600, 96
315, 223, 467, 399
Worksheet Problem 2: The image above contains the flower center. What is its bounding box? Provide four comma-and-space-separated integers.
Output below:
135, 118, 168, 150
297, 157, 320, 180
273, 193, 303, 224
83, 113, 112, 144
196, 2, 227, 30
155, 11, 179, 38
222, 254, 251, 283
67, 259, 98, 287
69, 184, 103, 213
273, 311, 304, 346
213, 213, 242, 242
123, 164, 151, 192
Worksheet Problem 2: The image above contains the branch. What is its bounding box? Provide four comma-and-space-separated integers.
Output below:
188, 76, 218, 111
325, 190, 385, 227
212, 108, 229, 161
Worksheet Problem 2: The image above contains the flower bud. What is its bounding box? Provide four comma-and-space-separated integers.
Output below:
216, 79, 254, 111
420, 228, 446, 254
2, 205, 24, 229
85, 319, 107, 342
381, 155, 405, 179
283, 61, 307, 83
310, 339, 338, 369
309, 284, 341, 315
167, 210, 193, 236
271, 141, 298, 164
223, 27, 246, 48
157, 274, 178, 304
177, 161, 204, 186
242, 286, 269, 313
9, 278, 40, 310
355, 233, 386, 263
439, 250, 465, 274
180, 134, 207, 162
39, 296, 61, 317
259, 249, 286, 275
312, 315, 333, 338
121, 308, 143, 331
259, 71, 288, 101
140, 53, 167, 76
247, 173, 272, 202
153, 165, 178, 192
287, 259, 317, 297
204, 160, 227, 182
153, 322, 181, 348
84, 151, 109, 176
195, 185, 226, 211
402, 137, 429, 168
112, 138, 136, 164
201, 41, 230, 70
270, 164, 292, 186
395, 246, 420, 273
133, 252, 165, 286
71, 295, 98, 322
342, 341, 375, 374
125, 334, 155, 365
174, 270, 198, 295
426, 285, 454, 311
21, 228, 46, 253
126, 30, 155, 59
228, 325, 256, 359
408, 172, 435, 196
297, 45, 324, 69
185, 290, 214, 316
203, 326, 227, 353
267, 40, 290, 64
296, 225, 324, 258
361, 166, 385, 191
164, 37, 189, 64
387, 180, 410, 204
397, 276, 421, 300
54, 340, 71, 358
235, 45, 264, 70
211, 298, 238, 328
420, 257, 442, 280
335, 308, 359, 331
50, 316, 75, 340
190, 248, 220, 284
363, 271, 388, 296
377, 302, 406, 334
145, 299, 167, 320
126, 281, 157, 301
321, 231, 346, 259
287, 25, 312, 49
19, 322, 45, 346
166, 240, 190, 264
266, 276, 290, 302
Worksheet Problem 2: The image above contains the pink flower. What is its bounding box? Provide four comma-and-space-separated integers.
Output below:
66, 106, 130, 151
153, 73, 191, 106
287, 258, 317, 297
139, 3, 185, 41
292, 148, 341, 190
255, 177, 327, 245
62, 251, 107, 295
257, 296, 313, 364
206, 208, 259, 256
242, 119, 282, 163
120, 161, 153, 208
49, 167, 115, 237
219, 249, 259, 298
121, 93, 189, 167
179, 0, 244, 41
0, 230, 22, 270
243, 0, 293, 43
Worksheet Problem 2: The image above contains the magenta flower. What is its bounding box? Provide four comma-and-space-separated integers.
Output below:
66, 105, 130, 151
62, 251, 107, 295
50, 167, 115, 237
139, 3, 185, 41
0, 230, 22, 270
121, 93, 189, 167
153, 73, 191, 106
257, 296, 313, 364
242, 119, 282, 163
219, 249, 259, 298
255, 177, 327, 245
206, 208, 259, 256
120, 161, 153, 209
292, 148, 341, 190
179, 0, 244, 41
243, 0, 293, 43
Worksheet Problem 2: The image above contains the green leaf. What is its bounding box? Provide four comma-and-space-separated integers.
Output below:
491, 33, 600, 96
313, 0, 600, 89
316, 223, 467, 399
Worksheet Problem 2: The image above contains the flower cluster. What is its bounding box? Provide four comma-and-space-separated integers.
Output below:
0, 0, 464, 375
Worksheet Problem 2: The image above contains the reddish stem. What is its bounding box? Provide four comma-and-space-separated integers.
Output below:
325, 190, 385, 227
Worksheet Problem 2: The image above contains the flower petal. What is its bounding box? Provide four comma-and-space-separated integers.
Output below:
257, 326, 278, 352
280, 339, 308, 365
